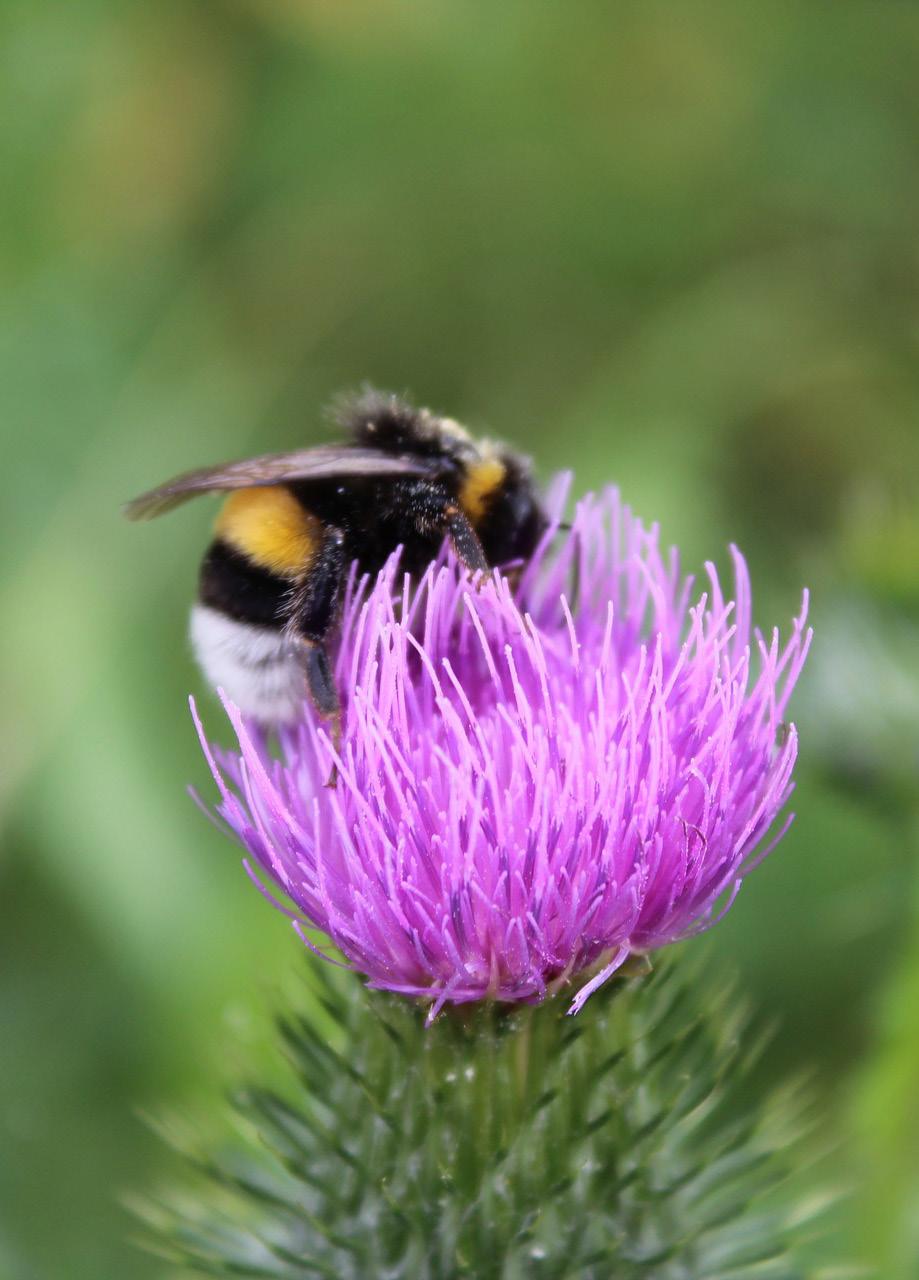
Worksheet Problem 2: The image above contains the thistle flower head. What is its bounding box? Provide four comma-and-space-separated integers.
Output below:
195, 480, 811, 1017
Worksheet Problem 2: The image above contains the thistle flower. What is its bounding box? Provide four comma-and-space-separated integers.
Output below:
194, 480, 811, 1017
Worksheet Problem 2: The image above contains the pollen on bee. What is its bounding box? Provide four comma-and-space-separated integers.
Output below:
215, 486, 318, 577
459, 456, 506, 523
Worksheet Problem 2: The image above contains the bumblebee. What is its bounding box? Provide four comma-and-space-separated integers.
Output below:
125, 388, 546, 732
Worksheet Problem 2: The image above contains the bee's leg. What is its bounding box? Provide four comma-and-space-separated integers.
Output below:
443, 504, 488, 574
298, 643, 342, 789
400, 478, 489, 575
298, 642, 340, 727
290, 527, 347, 784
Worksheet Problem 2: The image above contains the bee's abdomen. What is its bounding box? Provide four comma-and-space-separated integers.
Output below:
199, 539, 291, 628
214, 485, 318, 577
190, 602, 304, 723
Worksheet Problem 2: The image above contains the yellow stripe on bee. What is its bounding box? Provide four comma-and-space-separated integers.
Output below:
459, 456, 506, 523
215, 486, 318, 577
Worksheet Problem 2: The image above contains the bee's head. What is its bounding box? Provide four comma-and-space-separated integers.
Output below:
474, 453, 547, 567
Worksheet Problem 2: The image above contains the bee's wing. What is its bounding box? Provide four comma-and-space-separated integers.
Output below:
123, 446, 433, 520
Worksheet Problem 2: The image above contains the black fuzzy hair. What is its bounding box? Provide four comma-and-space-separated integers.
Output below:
331, 387, 434, 455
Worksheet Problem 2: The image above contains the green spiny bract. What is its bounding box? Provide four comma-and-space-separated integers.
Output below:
135, 961, 826, 1279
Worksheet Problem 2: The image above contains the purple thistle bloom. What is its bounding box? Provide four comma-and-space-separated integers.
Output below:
194, 479, 811, 1018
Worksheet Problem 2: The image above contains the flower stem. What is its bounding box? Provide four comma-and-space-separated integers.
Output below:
138, 958, 830, 1278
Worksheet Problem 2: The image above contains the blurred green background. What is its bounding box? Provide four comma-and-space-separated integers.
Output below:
2, 2, 919, 1276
